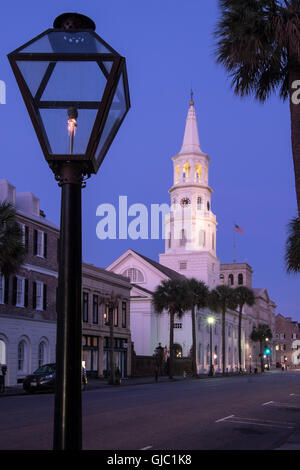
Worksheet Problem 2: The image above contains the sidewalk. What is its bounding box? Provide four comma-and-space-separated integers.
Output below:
0, 370, 273, 397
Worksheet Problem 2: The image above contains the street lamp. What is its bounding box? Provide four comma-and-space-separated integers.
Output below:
207, 316, 215, 377
8, 12, 130, 450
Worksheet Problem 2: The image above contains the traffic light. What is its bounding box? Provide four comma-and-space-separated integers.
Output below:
264, 347, 271, 355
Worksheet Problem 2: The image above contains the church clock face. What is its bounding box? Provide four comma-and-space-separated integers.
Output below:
180, 197, 191, 208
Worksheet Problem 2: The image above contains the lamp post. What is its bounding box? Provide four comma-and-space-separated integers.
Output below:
207, 316, 215, 377
249, 354, 252, 374
8, 12, 130, 450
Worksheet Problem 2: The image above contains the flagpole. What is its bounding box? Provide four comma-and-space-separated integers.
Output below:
233, 222, 236, 263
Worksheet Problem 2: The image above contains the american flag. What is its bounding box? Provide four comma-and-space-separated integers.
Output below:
234, 224, 244, 233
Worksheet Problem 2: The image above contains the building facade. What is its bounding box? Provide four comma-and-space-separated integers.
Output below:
108, 99, 277, 373
274, 314, 300, 367
0, 179, 132, 385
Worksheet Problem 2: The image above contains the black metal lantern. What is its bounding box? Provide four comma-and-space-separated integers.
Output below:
8, 13, 130, 451
7, 12, 130, 178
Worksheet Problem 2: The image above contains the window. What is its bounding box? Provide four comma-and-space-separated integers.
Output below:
18, 341, 26, 371
174, 323, 182, 329
292, 333, 297, 339
93, 295, 98, 324
179, 261, 187, 270
238, 273, 243, 285
114, 306, 118, 327
199, 230, 206, 248
83, 292, 89, 322
198, 316, 202, 330
228, 274, 234, 286
168, 233, 171, 249
195, 163, 202, 183
38, 341, 46, 368
198, 343, 202, 363
197, 197, 202, 210
228, 326, 232, 337
175, 165, 180, 184
122, 268, 144, 283
0, 274, 4, 304
207, 201, 210, 211
275, 345, 279, 351
183, 163, 191, 182
122, 301, 127, 328
104, 305, 111, 325
34, 230, 47, 258
180, 229, 187, 247
33, 281, 45, 310
0, 339, 6, 364
13, 276, 28, 308
214, 346, 218, 365
206, 344, 210, 363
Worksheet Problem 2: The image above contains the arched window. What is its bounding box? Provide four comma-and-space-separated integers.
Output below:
175, 165, 180, 184
195, 163, 202, 183
183, 163, 191, 182
0, 339, 6, 364
238, 273, 244, 285
18, 340, 26, 372
180, 229, 186, 247
228, 274, 234, 286
199, 230, 206, 248
122, 268, 144, 283
197, 197, 202, 210
38, 341, 47, 368
207, 201, 210, 211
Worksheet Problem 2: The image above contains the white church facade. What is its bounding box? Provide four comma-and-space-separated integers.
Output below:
107, 98, 276, 373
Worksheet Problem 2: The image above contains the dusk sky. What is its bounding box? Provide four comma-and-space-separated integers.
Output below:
0, 1, 298, 319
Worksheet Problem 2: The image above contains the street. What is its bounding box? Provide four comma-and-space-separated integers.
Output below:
1, 371, 300, 450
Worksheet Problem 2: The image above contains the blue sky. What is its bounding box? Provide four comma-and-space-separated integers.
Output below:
0, 1, 298, 319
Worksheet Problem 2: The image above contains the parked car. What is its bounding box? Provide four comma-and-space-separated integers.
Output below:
23, 363, 56, 393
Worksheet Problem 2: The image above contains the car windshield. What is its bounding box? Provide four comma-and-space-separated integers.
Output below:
33, 365, 55, 374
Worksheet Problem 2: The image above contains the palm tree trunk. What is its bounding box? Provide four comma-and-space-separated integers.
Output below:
222, 309, 226, 375
169, 311, 175, 379
191, 304, 197, 376
238, 305, 243, 373
288, 59, 300, 218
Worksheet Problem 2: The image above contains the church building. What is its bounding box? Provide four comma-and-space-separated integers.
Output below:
107, 98, 276, 373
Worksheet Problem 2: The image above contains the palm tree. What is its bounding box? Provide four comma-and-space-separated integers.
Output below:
234, 286, 255, 372
285, 216, 300, 272
250, 323, 273, 373
214, 0, 300, 216
0, 201, 25, 276
185, 278, 209, 377
152, 279, 190, 379
208, 285, 238, 375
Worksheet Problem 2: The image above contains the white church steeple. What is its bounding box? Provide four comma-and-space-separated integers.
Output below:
159, 96, 220, 288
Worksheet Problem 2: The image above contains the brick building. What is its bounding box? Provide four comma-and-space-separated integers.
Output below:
274, 314, 300, 367
0, 179, 131, 385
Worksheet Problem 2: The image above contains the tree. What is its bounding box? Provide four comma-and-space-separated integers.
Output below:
250, 323, 273, 373
214, 0, 300, 216
234, 286, 255, 372
152, 279, 190, 379
0, 201, 25, 276
185, 278, 209, 377
285, 216, 300, 273
99, 291, 121, 385
208, 285, 238, 375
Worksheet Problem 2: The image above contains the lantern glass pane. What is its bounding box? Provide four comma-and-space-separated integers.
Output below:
16, 61, 51, 96
95, 70, 127, 165
19, 31, 113, 54
40, 108, 98, 154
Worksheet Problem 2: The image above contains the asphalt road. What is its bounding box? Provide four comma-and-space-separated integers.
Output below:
1, 371, 300, 450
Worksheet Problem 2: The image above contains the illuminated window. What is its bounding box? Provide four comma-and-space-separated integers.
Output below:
175, 165, 180, 184
183, 163, 191, 182
195, 163, 202, 183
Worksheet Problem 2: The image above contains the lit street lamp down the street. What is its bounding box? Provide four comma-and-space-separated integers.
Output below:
207, 316, 215, 377
8, 12, 130, 450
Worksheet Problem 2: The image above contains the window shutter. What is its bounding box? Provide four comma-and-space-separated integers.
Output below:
34, 230, 38, 255
44, 233, 47, 258
25, 226, 29, 253
12, 277, 17, 305
24, 279, 28, 307
32, 282, 36, 309
4, 276, 9, 304
43, 284, 47, 311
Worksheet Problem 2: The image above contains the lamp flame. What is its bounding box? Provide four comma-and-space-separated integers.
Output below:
68, 118, 77, 136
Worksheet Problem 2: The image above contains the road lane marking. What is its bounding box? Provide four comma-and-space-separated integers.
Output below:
262, 401, 274, 406
263, 401, 300, 409
215, 415, 235, 423
140, 446, 153, 450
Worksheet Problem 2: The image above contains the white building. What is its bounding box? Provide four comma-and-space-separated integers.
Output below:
108, 98, 276, 373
